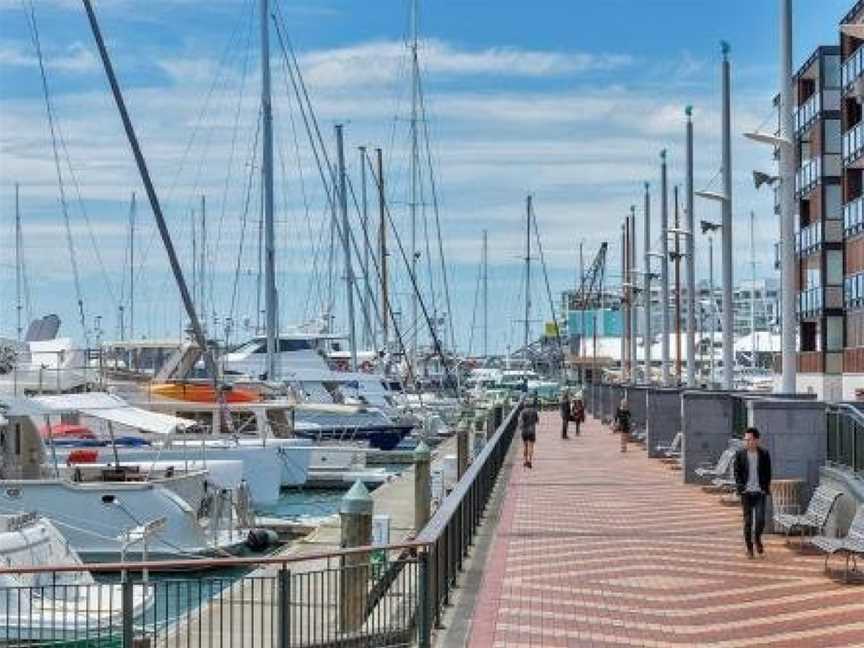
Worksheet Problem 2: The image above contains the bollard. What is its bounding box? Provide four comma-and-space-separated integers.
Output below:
456, 422, 469, 480
485, 409, 495, 439
414, 441, 432, 532
493, 404, 503, 430
339, 480, 373, 633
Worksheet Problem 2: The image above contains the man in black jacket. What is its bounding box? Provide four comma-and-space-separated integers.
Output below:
733, 427, 772, 558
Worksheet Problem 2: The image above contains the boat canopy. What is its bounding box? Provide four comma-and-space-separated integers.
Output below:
31, 393, 193, 435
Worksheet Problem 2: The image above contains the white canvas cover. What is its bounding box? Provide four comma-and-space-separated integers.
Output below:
31, 393, 193, 435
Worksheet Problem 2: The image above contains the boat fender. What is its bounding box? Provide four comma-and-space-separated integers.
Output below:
246, 528, 278, 551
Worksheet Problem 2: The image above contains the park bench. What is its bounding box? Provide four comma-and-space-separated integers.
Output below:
774, 485, 843, 550
694, 447, 736, 481
810, 503, 864, 582
657, 432, 682, 461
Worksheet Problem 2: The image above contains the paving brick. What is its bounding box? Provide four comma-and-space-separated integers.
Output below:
467, 413, 864, 647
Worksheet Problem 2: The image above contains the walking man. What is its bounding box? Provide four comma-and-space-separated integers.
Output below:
734, 427, 772, 559
614, 397, 631, 453
520, 395, 540, 469
559, 390, 571, 439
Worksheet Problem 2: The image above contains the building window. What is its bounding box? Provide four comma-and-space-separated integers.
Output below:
827, 250, 843, 285
827, 316, 843, 351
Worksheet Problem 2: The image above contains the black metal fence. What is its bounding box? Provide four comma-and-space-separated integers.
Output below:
0, 400, 522, 648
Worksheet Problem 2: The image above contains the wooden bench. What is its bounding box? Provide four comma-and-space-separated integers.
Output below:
810, 504, 864, 582
774, 485, 842, 551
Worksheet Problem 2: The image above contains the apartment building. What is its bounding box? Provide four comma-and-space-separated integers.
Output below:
793, 45, 843, 399
842, 4, 864, 399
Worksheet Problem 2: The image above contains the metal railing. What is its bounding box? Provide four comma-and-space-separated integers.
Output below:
826, 403, 864, 475
842, 44, 864, 90
795, 221, 822, 256
795, 156, 821, 197
0, 401, 523, 647
843, 121, 864, 165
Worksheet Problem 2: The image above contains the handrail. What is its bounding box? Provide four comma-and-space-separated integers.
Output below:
415, 396, 522, 543
827, 402, 864, 428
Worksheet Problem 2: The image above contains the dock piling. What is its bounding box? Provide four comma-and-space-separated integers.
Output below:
414, 441, 432, 532
339, 480, 373, 633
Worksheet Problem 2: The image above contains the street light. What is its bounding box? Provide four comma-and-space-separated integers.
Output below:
700, 220, 722, 235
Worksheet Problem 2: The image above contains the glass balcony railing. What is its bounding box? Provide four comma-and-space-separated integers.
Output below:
795, 222, 822, 255
795, 93, 821, 134
845, 272, 864, 309
798, 286, 823, 317
842, 45, 864, 89
844, 121, 864, 165
795, 157, 821, 196
845, 195, 864, 236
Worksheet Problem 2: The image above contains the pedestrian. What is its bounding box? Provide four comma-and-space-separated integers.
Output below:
614, 397, 631, 453
734, 427, 772, 559
571, 396, 585, 436
559, 390, 571, 439
519, 395, 540, 469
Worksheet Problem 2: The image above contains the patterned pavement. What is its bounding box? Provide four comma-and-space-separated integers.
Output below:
467, 413, 864, 647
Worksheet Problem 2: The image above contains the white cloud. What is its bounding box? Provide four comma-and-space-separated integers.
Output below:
0, 40, 99, 73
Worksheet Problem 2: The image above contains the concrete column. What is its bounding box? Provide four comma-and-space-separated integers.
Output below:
413, 441, 431, 532
456, 424, 469, 480
339, 480, 373, 633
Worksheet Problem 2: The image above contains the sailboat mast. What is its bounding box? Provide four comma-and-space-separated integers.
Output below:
261, 0, 277, 378
409, 0, 420, 362
482, 229, 488, 359
750, 210, 756, 367
359, 146, 371, 349
524, 195, 532, 389
15, 183, 22, 343
377, 148, 389, 357
336, 124, 358, 371
200, 194, 206, 329
129, 190, 135, 340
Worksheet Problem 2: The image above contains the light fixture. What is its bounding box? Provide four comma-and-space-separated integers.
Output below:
695, 190, 728, 203
700, 220, 722, 234
753, 170, 779, 190
744, 131, 792, 148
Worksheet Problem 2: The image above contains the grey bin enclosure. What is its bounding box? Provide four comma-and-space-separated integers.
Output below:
646, 388, 682, 458
746, 398, 826, 496
681, 390, 736, 484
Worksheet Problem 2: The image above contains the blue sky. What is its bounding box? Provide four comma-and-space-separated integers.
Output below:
0, 0, 852, 354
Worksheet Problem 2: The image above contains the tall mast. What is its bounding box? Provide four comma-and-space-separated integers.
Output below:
261, 0, 277, 378
685, 107, 697, 387
336, 124, 358, 372
129, 191, 136, 340
191, 207, 197, 317
524, 195, 532, 390
15, 183, 22, 343
674, 186, 682, 382
483, 229, 489, 358
409, 0, 420, 361
720, 42, 734, 390
377, 148, 389, 357
643, 182, 652, 383
200, 194, 206, 329
579, 240, 585, 366
750, 210, 757, 367
359, 146, 371, 349
660, 149, 670, 385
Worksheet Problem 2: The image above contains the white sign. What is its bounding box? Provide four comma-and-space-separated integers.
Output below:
372, 514, 391, 546
431, 467, 445, 504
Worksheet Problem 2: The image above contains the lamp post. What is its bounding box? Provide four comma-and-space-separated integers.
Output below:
660, 150, 671, 385
700, 220, 723, 386
720, 41, 734, 391
643, 182, 652, 384
685, 106, 697, 387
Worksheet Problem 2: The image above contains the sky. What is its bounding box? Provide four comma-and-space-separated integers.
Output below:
0, 0, 852, 355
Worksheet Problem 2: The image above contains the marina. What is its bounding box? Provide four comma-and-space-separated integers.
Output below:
3, 0, 864, 646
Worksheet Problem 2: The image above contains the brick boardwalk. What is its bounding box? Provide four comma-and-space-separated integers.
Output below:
468, 413, 864, 647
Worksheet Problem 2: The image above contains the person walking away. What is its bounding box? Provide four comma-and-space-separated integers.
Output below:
571, 396, 585, 436
559, 390, 571, 439
614, 397, 631, 453
519, 395, 540, 468
734, 427, 772, 559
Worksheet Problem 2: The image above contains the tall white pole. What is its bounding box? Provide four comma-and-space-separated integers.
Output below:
779, 0, 797, 393
685, 108, 697, 387
643, 182, 652, 383
709, 236, 716, 386
409, 0, 420, 361
15, 183, 22, 343
660, 150, 671, 385
483, 229, 489, 359
721, 42, 734, 390
359, 146, 371, 349
524, 195, 532, 389
261, 0, 277, 379
129, 191, 136, 341
620, 222, 626, 380
750, 211, 758, 368
629, 206, 638, 379
336, 125, 358, 372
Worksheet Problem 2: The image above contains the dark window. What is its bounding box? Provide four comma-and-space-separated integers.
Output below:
278, 339, 312, 352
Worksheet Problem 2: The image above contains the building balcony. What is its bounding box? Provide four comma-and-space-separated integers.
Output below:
845, 195, 864, 236
795, 222, 822, 256
844, 121, 864, 165
798, 285, 843, 317
795, 157, 821, 197
846, 271, 864, 309
795, 91, 841, 135
842, 44, 864, 90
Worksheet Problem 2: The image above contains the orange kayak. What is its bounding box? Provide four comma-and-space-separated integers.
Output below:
148, 382, 260, 403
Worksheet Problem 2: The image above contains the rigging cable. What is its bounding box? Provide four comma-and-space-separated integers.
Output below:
531, 209, 565, 373
24, 0, 88, 343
